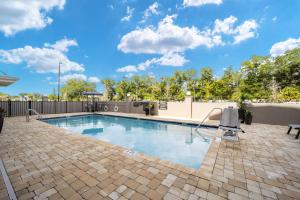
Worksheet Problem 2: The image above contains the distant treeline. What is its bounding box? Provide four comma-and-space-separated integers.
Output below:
1, 48, 299, 102
101, 48, 300, 102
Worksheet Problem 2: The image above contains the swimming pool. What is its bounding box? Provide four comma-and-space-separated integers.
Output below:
43, 115, 214, 169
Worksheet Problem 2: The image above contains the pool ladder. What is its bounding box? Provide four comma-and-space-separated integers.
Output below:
26, 109, 42, 122
196, 108, 222, 132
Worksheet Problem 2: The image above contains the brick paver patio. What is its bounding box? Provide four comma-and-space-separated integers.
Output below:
0, 114, 300, 200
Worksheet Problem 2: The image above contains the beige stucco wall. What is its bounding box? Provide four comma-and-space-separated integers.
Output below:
157, 99, 300, 125
157, 98, 237, 122
192, 102, 237, 121
247, 103, 300, 125
157, 97, 192, 119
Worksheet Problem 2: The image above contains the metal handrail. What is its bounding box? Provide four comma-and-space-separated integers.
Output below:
26, 109, 42, 122
196, 108, 223, 130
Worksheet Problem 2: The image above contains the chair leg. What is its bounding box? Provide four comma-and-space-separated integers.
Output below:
287, 127, 292, 135
296, 129, 300, 139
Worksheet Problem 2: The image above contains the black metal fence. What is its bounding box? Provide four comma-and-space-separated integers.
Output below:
0, 101, 150, 117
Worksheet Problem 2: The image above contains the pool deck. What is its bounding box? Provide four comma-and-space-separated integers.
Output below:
0, 113, 300, 200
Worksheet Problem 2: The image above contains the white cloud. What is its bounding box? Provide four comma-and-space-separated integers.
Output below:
141, 2, 159, 23
0, 0, 66, 36
118, 15, 259, 55
0, 38, 84, 73
213, 16, 237, 35
61, 74, 87, 83
212, 16, 258, 44
183, 0, 222, 7
117, 65, 138, 73
270, 37, 300, 57
156, 52, 188, 66
272, 16, 277, 22
60, 74, 100, 84
117, 52, 188, 73
44, 38, 78, 52
118, 15, 259, 73
88, 77, 100, 83
121, 6, 134, 22
118, 15, 216, 55
232, 20, 258, 44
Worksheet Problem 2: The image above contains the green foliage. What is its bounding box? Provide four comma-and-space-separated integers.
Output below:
278, 87, 300, 101
101, 79, 116, 101
0, 93, 9, 100
100, 48, 300, 102
61, 79, 96, 101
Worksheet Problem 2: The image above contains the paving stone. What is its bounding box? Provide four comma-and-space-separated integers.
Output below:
1, 116, 299, 200
228, 192, 249, 200
164, 192, 181, 200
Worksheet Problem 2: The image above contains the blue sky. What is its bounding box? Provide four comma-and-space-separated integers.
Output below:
0, 0, 300, 95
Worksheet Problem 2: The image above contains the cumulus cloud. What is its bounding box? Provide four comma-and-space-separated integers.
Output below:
270, 37, 300, 57
212, 16, 258, 44
60, 74, 100, 83
88, 77, 100, 83
140, 2, 159, 23
117, 65, 138, 73
183, 0, 222, 7
117, 15, 258, 73
0, 38, 84, 73
156, 52, 189, 66
0, 0, 66, 36
61, 74, 87, 83
118, 15, 258, 55
232, 20, 258, 44
116, 52, 188, 73
121, 6, 134, 22
44, 38, 78, 52
118, 15, 215, 54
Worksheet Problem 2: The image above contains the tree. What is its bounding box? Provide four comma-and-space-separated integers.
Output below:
240, 55, 272, 100
115, 80, 129, 101
199, 67, 214, 101
273, 48, 300, 88
61, 79, 96, 101
98, 48, 300, 102
101, 79, 115, 101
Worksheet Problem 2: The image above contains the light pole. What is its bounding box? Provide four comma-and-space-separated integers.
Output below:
57, 62, 62, 101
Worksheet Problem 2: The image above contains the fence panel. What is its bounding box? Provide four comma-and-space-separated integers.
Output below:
67, 102, 84, 113
0, 101, 153, 116
43, 101, 55, 114
31, 101, 42, 114
11, 101, 28, 116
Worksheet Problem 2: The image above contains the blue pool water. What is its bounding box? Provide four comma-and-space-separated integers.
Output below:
43, 115, 213, 169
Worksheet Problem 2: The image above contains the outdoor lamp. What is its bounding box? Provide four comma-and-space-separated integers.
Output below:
186, 91, 191, 96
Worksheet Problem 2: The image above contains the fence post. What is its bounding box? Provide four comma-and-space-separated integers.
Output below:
82, 101, 84, 112
41, 101, 44, 114
54, 101, 57, 114
8, 100, 11, 117
28, 100, 32, 116
66, 101, 68, 113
